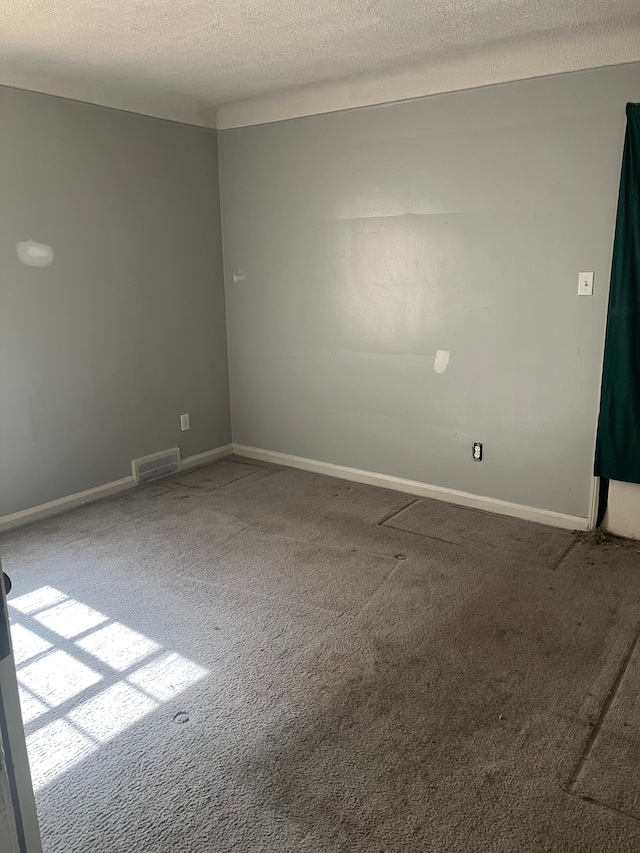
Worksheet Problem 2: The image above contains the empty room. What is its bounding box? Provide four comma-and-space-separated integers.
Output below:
2, 2, 640, 852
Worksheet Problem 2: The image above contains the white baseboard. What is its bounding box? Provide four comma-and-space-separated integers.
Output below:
0, 444, 234, 534
0, 477, 136, 534
180, 444, 234, 471
233, 444, 588, 531
0, 442, 587, 534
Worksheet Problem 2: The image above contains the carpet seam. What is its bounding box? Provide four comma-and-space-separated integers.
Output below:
172, 460, 258, 492
565, 619, 640, 792
376, 498, 420, 526
380, 521, 467, 548
551, 538, 579, 572
563, 791, 640, 827
355, 557, 408, 621
232, 525, 404, 562
172, 467, 264, 491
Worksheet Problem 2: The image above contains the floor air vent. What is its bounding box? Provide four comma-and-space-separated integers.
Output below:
132, 448, 181, 485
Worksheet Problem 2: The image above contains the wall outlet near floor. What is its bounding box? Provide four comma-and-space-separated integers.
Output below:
180, 413, 190, 431
472, 442, 483, 461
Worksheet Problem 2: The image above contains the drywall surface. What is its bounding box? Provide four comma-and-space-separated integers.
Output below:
605, 481, 640, 540
219, 63, 640, 518
0, 86, 230, 517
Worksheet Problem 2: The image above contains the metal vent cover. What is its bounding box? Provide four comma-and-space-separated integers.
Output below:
132, 448, 181, 485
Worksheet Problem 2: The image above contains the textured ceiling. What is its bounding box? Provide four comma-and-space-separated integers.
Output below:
1, 1, 639, 126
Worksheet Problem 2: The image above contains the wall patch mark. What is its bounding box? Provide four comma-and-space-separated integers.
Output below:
434, 350, 450, 373
16, 240, 54, 267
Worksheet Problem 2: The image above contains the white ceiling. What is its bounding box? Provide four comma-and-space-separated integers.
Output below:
1, 1, 639, 127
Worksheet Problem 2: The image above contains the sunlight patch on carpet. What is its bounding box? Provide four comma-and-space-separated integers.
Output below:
9, 586, 208, 790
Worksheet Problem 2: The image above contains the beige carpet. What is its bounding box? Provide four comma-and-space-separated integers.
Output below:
2, 457, 640, 852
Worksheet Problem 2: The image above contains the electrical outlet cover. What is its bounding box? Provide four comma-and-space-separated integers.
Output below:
578, 272, 594, 296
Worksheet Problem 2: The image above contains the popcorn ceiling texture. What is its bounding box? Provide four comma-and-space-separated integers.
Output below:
0, 1, 639, 127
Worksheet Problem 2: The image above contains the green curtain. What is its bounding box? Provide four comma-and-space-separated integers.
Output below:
595, 103, 640, 483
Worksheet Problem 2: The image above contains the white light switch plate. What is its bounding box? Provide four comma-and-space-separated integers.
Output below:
180, 413, 190, 431
578, 272, 594, 296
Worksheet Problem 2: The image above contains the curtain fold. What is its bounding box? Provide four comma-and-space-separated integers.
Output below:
594, 103, 640, 483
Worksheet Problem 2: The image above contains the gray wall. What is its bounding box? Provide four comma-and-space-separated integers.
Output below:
0, 87, 231, 517
218, 63, 640, 518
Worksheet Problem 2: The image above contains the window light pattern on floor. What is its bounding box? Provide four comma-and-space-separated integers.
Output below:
8, 585, 208, 791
